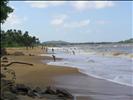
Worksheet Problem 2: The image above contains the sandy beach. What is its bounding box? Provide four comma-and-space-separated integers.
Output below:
3, 47, 79, 86
2, 47, 133, 100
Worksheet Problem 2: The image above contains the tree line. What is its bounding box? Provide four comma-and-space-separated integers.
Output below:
1, 29, 40, 49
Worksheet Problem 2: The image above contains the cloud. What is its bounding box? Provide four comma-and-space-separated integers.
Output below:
71, 1, 114, 11
2, 13, 27, 28
51, 14, 90, 28
51, 14, 68, 26
25, 1, 114, 10
64, 19, 90, 28
25, 1, 66, 8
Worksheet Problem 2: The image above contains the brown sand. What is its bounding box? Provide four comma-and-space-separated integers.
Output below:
2, 47, 79, 88
6, 46, 44, 56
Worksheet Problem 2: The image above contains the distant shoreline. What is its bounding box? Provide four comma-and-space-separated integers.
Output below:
42, 38, 133, 46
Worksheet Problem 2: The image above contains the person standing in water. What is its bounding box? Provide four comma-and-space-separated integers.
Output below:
52, 55, 56, 62
52, 48, 54, 53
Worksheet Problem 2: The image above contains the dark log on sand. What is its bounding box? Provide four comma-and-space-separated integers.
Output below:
2, 61, 33, 67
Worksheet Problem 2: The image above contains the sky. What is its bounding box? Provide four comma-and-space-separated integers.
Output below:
1, 1, 132, 43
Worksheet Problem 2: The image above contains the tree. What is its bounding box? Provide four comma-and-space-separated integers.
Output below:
1, 0, 13, 57
1, 29, 40, 48
0, 0, 13, 23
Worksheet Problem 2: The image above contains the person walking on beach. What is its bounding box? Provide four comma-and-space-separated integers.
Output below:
52, 55, 56, 62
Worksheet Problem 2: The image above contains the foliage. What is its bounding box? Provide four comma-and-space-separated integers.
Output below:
0, 0, 13, 24
118, 38, 133, 43
1, 0, 13, 57
1, 29, 40, 48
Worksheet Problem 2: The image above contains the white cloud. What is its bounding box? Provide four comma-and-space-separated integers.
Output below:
25, 1, 66, 8
94, 1, 114, 9
2, 13, 27, 28
51, 14, 68, 26
51, 14, 90, 28
25, 1, 114, 10
71, 1, 114, 11
64, 19, 90, 28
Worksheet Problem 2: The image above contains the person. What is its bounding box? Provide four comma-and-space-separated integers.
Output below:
46, 47, 48, 53
52, 48, 54, 53
52, 55, 56, 62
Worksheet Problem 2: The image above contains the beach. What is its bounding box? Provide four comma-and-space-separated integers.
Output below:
2, 47, 133, 100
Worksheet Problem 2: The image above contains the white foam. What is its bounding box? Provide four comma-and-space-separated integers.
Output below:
45, 46, 133, 87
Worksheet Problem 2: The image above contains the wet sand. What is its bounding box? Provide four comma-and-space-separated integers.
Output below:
54, 74, 133, 100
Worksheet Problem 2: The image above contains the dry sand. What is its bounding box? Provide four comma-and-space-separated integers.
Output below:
6, 46, 44, 56
3, 47, 79, 88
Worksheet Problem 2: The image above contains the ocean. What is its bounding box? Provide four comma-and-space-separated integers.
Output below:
45, 43, 133, 87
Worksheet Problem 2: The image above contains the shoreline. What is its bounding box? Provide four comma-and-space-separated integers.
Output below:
47, 62, 133, 88
3, 47, 133, 100
78, 69, 133, 88
53, 74, 133, 100
46, 55, 132, 88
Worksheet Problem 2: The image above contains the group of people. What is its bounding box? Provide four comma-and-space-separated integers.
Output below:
41, 45, 48, 53
41, 45, 56, 62
41, 45, 76, 62
63, 48, 76, 55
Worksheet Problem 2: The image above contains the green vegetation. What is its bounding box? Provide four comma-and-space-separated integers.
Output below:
1, 29, 40, 48
0, 0, 13, 23
1, 0, 40, 49
118, 38, 133, 43
1, 0, 14, 56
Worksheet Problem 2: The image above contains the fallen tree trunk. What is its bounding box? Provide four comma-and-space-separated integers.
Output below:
2, 61, 33, 67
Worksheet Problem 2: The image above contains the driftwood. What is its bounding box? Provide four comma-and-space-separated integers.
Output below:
9, 84, 74, 100
2, 61, 33, 67
2, 56, 8, 60
56, 88, 73, 98
1, 56, 8, 63
45, 86, 56, 94
45, 86, 73, 99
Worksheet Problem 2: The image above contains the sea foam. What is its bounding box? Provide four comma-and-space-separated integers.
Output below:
45, 44, 133, 87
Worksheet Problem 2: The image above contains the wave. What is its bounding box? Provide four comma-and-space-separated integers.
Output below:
45, 45, 133, 87
78, 69, 133, 87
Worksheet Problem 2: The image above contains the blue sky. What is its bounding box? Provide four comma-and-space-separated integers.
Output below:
2, 1, 132, 42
